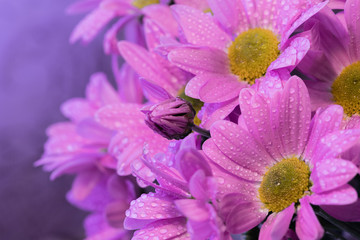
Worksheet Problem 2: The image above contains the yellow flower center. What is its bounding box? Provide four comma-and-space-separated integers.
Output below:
132, 0, 159, 9
258, 157, 311, 213
228, 28, 280, 85
331, 61, 360, 117
178, 88, 204, 126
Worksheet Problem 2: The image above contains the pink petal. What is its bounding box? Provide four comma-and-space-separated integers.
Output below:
311, 158, 358, 193
168, 46, 230, 75
268, 37, 310, 72
188, 170, 216, 201
140, 78, 173, 101
86, 72, 120, 107
220, 193, 257, 221
345, 0, 360, 61
303, 105, 343, 161
118, 41, 179, 96
76, 118, 113, 142
124, 192, 182, 230
321, 199, 360, 222
207, 0, 243, 35
70, 7, 116, 44
296, 197, 324, 240
309, 184, 357, 205
313, 129, 360, 162
170, 5, 231, 49
143, 18, 172, 51
60, 98, 94, 122
142, 4, 179, 38
277, 76, 311, 157
132, 218, 188, 240
199, 74, 244, 103
226, 201, 268, 234
105, 200, 129, 228
259, 204, 295, 240
239, 88, 284, 161
185, 74, 210, 99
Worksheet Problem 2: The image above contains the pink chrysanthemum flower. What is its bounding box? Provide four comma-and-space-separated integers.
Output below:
168, 0, 328, 116
124, 141, 230, 240
203, 76, 360, 239
298, 0, 360, 118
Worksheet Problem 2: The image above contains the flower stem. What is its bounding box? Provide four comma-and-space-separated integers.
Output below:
191, 124, 211, 138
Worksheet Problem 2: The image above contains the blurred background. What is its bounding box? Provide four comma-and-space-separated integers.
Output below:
0, 0, 113, 239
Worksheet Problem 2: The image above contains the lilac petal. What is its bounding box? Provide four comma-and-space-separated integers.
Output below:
174, 0, 209, 10
175, 199, 210, 222
309, 184, 357, 205
175, 149, 212, 182
116, 63, 143, 104
170, 5, 231, 49
200, 98, 239, 129
70, 169, 101, 201
207, 0, 243, 35
188, 170, 217, 201
268, 37, 310, 72
199, 74, 244, 103
61, 99, 94, 122
345, 0, 360, 61
185, 74, 211, 99
124, 192, 182, 230
321, 199, 360, 222
259, 204, 295, 240
142, 4, 178, 38
313, 129, 360, 162
277, 76, 311, 158
296, 197, 324, 240
143, 18, 171, 51
140, 79, 173, 101
240, 88, 284, 161
226, 201, 268, 234
168, 46, 230, 75
50, 155, 96, 180
328, 0, 346, 9
220, 193, 257, 221
209, 120, 275, 178
306, 83, 334, 111
311, 158, 358, 193
76, 118, 113, 142
303, 105, 343, 161
132, 218, 188, 240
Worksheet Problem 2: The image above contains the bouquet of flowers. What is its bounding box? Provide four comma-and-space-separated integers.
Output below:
37, 0, 360, 239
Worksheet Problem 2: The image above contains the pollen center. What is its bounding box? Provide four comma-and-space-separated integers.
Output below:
228, 28, 280, 85
178, 88, 204, 126
331, 61, 360, 117
132, 0, 159, 9
258, 157, 311, 213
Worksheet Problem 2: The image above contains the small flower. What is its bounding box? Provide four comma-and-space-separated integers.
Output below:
142, 97, 196, 140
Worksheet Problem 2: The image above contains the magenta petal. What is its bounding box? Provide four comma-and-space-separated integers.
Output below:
321, 199, 360, 222
76, 118, 113, 142
168, 46, 230, 75
226, 201, 268, 234
296, 197, 324, 240
259, 204, 294, 240
309, 184, 357, 205
175, 199, 210, 222
171, 5, 231, 49
304, 105, 343, 161
199, 74, 244, 103
219, 193, 256, 221
185, 74, 211, 99
132, 218, 188, 240
311, 158, 358, 193
61, 98, 94, 122
175, 149, 212, 182
345, 0, 360, 61
124, 192, 182, 230
105, 200, 128, 228
86, 72, 120, 107
278, 76, 311, 157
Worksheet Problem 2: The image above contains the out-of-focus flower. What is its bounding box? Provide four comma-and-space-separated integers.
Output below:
203, 76, 360, 239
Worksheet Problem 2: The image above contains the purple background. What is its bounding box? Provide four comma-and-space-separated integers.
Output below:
0, 0, 113, 239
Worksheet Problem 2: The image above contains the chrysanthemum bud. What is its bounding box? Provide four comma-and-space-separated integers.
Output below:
142, 97, 196, 140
